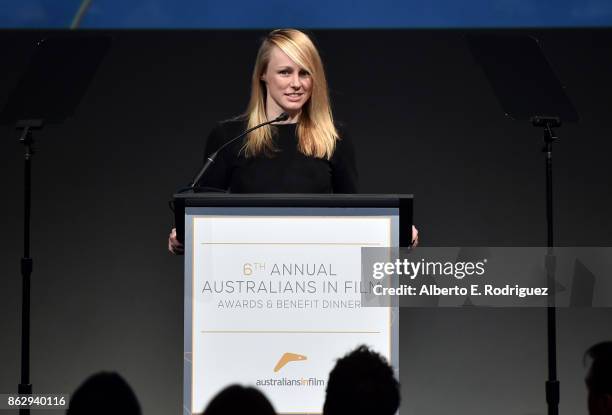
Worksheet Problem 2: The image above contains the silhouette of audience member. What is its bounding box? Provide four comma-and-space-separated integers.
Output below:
66, 372, 141, 415
324, 345, 400, 415
585, 342, 612, 415
202, 384, 276, 415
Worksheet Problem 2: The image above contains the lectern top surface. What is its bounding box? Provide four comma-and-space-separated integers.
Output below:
173, 193, 413, 208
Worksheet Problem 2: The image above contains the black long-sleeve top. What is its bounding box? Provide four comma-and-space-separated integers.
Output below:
197, 120, 358, 193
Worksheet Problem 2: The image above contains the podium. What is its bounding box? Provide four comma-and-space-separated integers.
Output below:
173, 193, 412, 415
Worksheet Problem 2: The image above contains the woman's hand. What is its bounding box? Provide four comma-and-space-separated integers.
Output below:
411, 225, 419, 248
168, 228, 184, 255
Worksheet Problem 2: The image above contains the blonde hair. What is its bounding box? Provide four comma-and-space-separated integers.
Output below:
243, 29, 338, 159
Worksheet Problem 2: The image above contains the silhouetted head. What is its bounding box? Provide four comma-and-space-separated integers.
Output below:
67, 372, 141, 415
324, 345, 400, 415
585, 342, 612, 415
203, 384, 276, 415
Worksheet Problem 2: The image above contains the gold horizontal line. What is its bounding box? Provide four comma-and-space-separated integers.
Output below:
201, 330, 380, 334
200, 242, 382, 245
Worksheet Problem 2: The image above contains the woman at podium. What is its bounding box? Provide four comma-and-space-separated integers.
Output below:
196, 29, 358, 194
169, 29, 419, 253
168, 29, 357, 254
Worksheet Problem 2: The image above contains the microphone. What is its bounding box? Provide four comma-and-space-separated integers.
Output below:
274, 112, 289, 122
184, 112, 289, 191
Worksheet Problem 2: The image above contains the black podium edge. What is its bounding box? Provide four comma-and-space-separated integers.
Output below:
172, 193, 413, 246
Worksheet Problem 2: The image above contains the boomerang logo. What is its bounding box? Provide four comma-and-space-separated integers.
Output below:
273, 352, 307, 372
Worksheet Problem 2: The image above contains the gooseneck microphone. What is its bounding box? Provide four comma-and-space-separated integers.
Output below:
182, 112, 289, 192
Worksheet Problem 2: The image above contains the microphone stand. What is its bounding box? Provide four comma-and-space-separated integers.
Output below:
172, 113, 289, 242
177, 112, 289, 194
467, 34, 578, 414
534, 116, 560, 415
0, 35, 111, 415
17, 119, 43, 415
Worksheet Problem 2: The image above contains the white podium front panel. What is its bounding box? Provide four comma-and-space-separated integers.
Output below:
184, 207, 399, 415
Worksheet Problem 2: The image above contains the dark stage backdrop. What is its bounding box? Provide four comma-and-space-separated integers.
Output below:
0, 30, 611, 415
